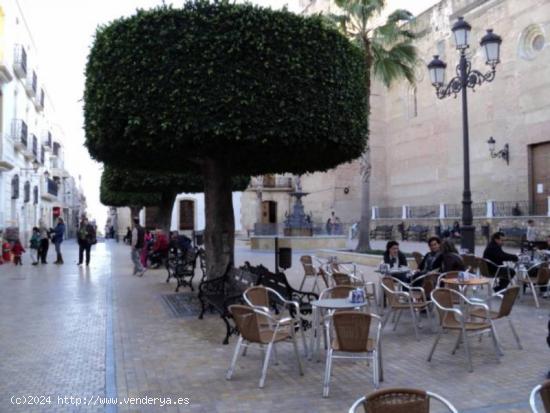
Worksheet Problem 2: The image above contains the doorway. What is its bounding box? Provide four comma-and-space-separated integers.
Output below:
261, 201, 277, 224
179, 200, 195, 231
530, 142, 550, 215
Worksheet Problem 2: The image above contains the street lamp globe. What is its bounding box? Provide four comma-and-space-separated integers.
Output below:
451, 17, 472, 49
480, 29, 502, 66
487, 136, 496, 153
427, 55, 447, 86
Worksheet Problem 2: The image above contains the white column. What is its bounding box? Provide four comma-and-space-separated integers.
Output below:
486, 200, 494, 218
402, 205, 409, 219
371, 206, 378, 220
439, 203, 446, 219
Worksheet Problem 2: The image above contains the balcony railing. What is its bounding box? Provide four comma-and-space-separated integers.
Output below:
43, 131, 52, 150
12, 119, 28, 149
25, 70, 37, 96
13, 44, 27, 78
409, 205, 438, 218
262, 175, 293, 189
378, 206, 402, 219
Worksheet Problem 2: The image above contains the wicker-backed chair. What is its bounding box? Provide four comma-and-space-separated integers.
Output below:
530, 380, 550, 413
412, 252, 424, 269
381, 276, 433, 340
348, 388, 458, 413
323, 311, 382, 397
469, 286, 522, 351
461, 254, 479, 273
226, 304, 303, 388
428, 288, 501, 372
519, 263, 550, 308
243, 286, 308, 356
299, 255, 328, 292
478, 257, 513, 290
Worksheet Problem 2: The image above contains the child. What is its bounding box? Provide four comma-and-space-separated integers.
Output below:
12, 239, 25, 265
30, 227, 40, 265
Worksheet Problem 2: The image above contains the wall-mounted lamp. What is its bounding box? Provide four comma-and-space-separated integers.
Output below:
487, 136, 509, 164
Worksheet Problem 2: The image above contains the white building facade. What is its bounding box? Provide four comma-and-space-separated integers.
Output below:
0, 0, 84, 243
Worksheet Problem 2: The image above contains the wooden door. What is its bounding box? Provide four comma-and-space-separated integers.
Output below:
531, 142, 550, 215
261, 201, 277, 224
179, 200, 195, 230
145, 206, 160, 229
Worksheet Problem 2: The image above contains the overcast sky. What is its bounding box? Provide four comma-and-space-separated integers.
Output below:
18, 0, 439, 228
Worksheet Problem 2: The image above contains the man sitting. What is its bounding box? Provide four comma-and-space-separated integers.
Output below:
483, 231, 518, 291
149, 230, 169, 268
418, 236, 442, 274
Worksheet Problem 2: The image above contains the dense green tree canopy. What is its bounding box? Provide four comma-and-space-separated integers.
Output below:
84, 1, 368, 175
100, 175, 161, 208
102, 165, 250, 194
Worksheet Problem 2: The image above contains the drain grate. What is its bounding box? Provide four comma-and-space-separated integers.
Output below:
161, 292, 202, 317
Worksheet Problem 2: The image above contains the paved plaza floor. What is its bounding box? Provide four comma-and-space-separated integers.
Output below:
0, 239, 547, 412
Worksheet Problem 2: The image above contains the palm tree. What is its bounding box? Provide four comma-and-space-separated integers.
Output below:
329, 0, 418, 252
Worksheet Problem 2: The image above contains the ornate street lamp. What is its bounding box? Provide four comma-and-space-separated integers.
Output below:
427, 17, 502, 253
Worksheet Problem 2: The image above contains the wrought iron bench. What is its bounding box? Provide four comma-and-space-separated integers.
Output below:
499, 227, 526, 247
165, 247, 199, 292
370, 225, 393, 240
243, 262, 319, 330
405, 225, 429, 242
198, 264, 260, 344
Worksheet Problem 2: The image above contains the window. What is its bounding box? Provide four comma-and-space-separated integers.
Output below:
23, 181, 30, 203
33, 185, 38, 204
11, 174, 19, 199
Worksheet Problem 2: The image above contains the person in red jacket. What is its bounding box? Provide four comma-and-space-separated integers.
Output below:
12, 239, 25, 265
150, 230, 169, 268
2, 240, 11, 263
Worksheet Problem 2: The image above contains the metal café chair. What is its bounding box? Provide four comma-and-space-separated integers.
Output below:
243, 286, 308, 357
478, 257, 513, 290
381, 276, 433, 340
530, 380, 550, 413
348, 388, 458, 413
469, 286, 522, 351
323, 311, 382, 397
331, 272, 378, 313
412, 251, 424, 268
299, 255, 328, 293
518, 263, 550, 308
226, 304, 303, 388
428, 288, 501, 372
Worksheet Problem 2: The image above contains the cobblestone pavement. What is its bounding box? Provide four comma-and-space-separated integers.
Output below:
0, 240, 547, 412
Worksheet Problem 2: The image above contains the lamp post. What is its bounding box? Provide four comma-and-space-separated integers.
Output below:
427, 17, 502, 254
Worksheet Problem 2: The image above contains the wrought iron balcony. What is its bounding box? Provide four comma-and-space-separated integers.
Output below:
52, 142, 61, 157
259, 175, 294, 191
34, 88, 44, 110
43, 131, 52, 150
13, 44, 27, 79
12, 119, 28, 151
41, 177, 58, 201
25, 70, 37, 97
32, 134, 38, 158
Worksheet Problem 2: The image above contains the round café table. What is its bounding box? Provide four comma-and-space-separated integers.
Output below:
442, 276, 491, 298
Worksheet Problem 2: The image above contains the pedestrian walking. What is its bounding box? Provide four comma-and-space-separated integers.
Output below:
131, 218, 145, 276
38, 219, 50, 264
2, 238, 12, 263
77, 217, 96, 266
52, 217, 66, 264
12, 239, 25, 265
30, 227, 40, 265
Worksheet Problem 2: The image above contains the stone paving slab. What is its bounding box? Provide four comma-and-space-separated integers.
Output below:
0, 239, 546, 413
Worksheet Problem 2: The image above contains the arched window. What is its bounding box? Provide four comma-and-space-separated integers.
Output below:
24, 181, 30, 203
11, 174, 19, 199
33, 185, 38, 204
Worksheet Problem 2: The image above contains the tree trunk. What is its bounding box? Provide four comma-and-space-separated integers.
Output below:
157, 192, 177, 234
202, 158, 235, 279
356, 150, 372, 252
356, 36, 373, 253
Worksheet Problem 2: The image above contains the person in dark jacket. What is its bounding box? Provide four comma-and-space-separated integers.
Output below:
383, 240, 408, 268
440, 240, 466, 272
418, 236, 443, 273
52, 217, 66, 264
483, 231, 518, 291
77, 218, 96, 266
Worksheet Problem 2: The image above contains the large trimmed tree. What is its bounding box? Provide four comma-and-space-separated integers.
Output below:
100, 175, 161, 219
85, 2, 368, 278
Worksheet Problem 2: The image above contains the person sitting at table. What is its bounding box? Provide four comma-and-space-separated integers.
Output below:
383, 241, 409, 282
418, 236, 442, 274
439, 240, 466, 273
483, 231, 518, 291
